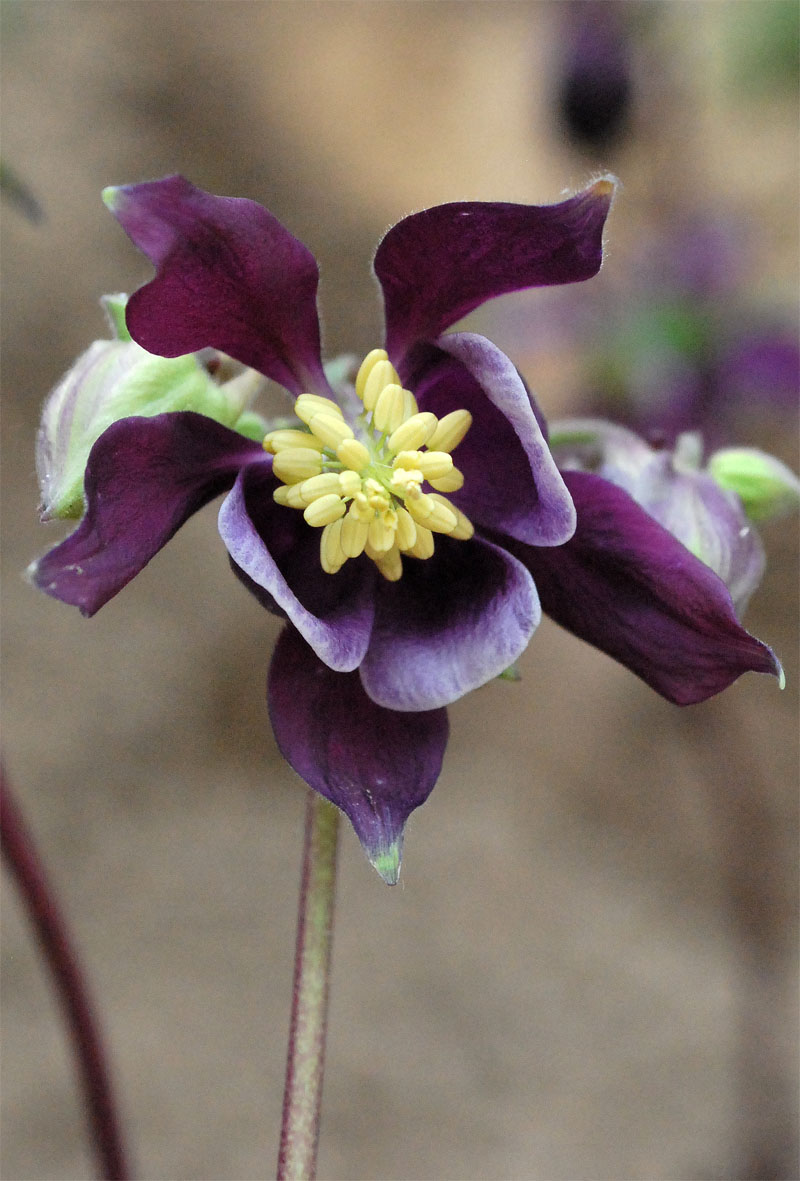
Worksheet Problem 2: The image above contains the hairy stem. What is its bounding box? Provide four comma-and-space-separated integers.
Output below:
277, 790, 341, 1180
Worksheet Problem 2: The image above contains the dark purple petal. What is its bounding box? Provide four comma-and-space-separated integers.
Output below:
511, 470, 781, 705
219, 465, 374, 672
427, 333, 575, 545
374, 179, 615, 364
107, 175, 328, 396
359, 535, 540, 711
268, 626, 448, 882
30, 412, 265, 616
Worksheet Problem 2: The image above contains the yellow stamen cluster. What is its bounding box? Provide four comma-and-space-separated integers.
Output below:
263, 349, 474, 580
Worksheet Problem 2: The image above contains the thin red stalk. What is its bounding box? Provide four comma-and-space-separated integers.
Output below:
277, 790, 341, 1181
0, 766, 130, 1180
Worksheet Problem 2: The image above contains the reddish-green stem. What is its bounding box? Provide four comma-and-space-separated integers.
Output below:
0, 767, 130, 1180
276, 790, 341, 1181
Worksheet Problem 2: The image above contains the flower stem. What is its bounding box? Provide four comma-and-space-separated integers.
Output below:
0, 764, 129, 1180
277, 790, 341, 1181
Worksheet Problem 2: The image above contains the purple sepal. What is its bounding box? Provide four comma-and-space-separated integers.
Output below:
30, 412, 265, 616
268, 626, 448, 881
430, 333, 575, 545
359, 535, 540, 711
512, 470, 782, 705
219, 465, 375, 672
106, 176, 329, 396
374, 179, 615, 364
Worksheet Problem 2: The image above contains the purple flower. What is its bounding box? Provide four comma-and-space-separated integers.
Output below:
30, 176, 781, 880
555, 1, 634, 150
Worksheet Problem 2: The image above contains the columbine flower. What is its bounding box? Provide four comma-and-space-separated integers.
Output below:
30, 176, 781, 881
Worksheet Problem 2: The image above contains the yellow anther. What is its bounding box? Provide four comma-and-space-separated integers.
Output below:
423, 497, 458, 534
320, 518, 347, 574
273, 483, 308, 509
303, 494, 347, 528
429, 466, 464, 493
263, 428, 324, 454
374, 545, 403, 582
393, 449, 453, 480
388, 412, 438, 454
355, 348, 389, 401
401, 388, 419, 421
426, 409, 473, 453
368, 513, 396, 553
405, 524, 435, 560
299, 473, 344, 504
337, 438, 370, 472
308, 413, 354, 449
390, 467, 424, 497
272, 350, 475, 577
350, 491, 374, 522
338, 470, 362, 498
294, 394, 345, 425
405, 492, 435, 524
362, 359, 400, 411
365, 478, 391, 511
395, 507, 417, 551
373, 383, 407, 434
430, 494, 474, 539
273, 447, 324, 483
341, 508, 370, 558
392, 450, 423, 471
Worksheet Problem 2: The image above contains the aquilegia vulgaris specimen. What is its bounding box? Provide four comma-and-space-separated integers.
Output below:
24, 175, 795, 1178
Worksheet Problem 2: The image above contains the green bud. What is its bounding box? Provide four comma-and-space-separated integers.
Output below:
709, 447, 800, 523
37, 296, 267, 520
100, 293, 132, 341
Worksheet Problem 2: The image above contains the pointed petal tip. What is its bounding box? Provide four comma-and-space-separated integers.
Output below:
590, 175, 618, 201
367, 837, 403, 885
101, 185, 122, 212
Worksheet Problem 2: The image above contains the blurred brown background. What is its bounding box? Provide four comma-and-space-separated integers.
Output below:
1, 3, 797, 1179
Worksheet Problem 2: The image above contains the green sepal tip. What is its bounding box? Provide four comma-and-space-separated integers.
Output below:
369, 838, 402, 886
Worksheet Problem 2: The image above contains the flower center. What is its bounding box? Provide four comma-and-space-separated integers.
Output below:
262, 349, 474, 580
